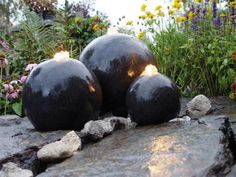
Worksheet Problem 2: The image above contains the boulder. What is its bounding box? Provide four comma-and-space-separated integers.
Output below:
38, 116, 235, 177
187, 94, 212, 117
37, 131, 81, 162
0, 162, 33, 177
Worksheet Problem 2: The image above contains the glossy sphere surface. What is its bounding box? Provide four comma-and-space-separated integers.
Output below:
22, 59, 102, 131
80, 34, 156, 116
126, 73, 180, 125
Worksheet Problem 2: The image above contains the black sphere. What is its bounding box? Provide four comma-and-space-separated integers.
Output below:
79, 34, 156, 117
126, 73, 180, 125
22, 58, 102, 131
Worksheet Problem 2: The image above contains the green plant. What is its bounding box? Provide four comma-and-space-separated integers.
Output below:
121, 0, 236, 97
8, 10, 66, 74
65, 15, 108, 55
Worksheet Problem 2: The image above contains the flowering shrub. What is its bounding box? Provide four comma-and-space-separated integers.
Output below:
121, 0, 236, 97
65, 15, 108, 54
0, 61, 37, 116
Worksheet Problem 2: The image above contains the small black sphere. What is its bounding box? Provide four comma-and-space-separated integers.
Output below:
126, 73, 180, 125
79, 34, 156, 117
22, 58, 102, 131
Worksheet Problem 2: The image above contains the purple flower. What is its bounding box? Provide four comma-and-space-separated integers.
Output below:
191, 24, 198, 31
202, 8, 207, 16
212, 1, 217, 18
20, 75, 28, 83
213, 16, 221, 28
0, 57, 8, 68
205, 0, 209, 2
6, 91, 18, 101
25, 63, 37, 71
0, 39, 10, 52
3, 84, 14, 93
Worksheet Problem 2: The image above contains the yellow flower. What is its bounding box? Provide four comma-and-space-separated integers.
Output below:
168, 9, 175, 16
229, 2, 236, 8
176, 16, 187, 23
220, 13, 226, 18
157, 11, 165, 17
194, 0, 202, 3
92, 24, 100, 31
188, 11, 195, 20
172, 2, 182, 10
126, 20, 133, 25
139, 15, 147, 19
137, 31, 145, 40
155, 5, 162, 11
146, 11, 155, 19
174, 0, 180, 3
141, 4, 147, 11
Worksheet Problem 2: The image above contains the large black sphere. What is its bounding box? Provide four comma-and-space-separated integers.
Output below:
79, 34, 156, 117
126, 73, 180, 125
22, 58, 102, 131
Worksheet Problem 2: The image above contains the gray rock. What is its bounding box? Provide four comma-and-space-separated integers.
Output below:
0, 162, 33, 177
37, 131, 81, 162
37, 141, 73, 162
227, 165, 236, 177
60, 131, 82, 151
187, 94, 212, 117
81, 120, 114, 141
38, 116, 235, 177
103, 116, 137, 130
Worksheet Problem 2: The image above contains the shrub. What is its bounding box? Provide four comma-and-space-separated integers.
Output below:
121, 0, 236, 97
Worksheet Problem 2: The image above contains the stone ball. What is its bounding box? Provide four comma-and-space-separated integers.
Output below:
22, 58, 102, 131
79, 34, 156, 117
126, 73, 180, 125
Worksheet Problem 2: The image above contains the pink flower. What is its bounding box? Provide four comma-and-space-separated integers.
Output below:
3, 84, 14, 93
20, 75, 28, 83
0, 57, 8, 68
25, 63, 37, 71
6, 91, 18, 100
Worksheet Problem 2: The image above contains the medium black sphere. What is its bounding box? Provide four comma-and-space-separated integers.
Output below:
79, 34, 156, 117
22, 58, 102, 131
126, 73, 180, 125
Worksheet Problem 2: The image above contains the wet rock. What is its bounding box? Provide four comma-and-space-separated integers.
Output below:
37, 131, 82, 162
103, 117, 137, 130
187, 94, 212, 117
0, 115, 72, 175
81, 120, 114, 141
0, 162, 33, 177
169, 116, 191, 122
227, 165, 236, 177
38, 116, 235, 177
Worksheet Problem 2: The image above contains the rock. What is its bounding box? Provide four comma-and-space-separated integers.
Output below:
37, 141, 73, 162
227, 165, 236, 177
81, 120, 114, 141
38, 116, 235, 177
103, 116, 137, 130
37, 131, 81, 162
169, 116, 191, 122
0, 162, 33, 177
187, 94, 212, 117
61, 131, 82, 151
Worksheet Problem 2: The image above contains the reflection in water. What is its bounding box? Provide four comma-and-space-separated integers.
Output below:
147, 135, 187, 177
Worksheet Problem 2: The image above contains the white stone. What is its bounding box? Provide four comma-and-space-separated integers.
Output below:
0, 162, 33, 177
61, 131, 82, 151
169, 116, 191, 122
187, 94, 212, 117
37, 141, 73, 162
37, 131, 82, 162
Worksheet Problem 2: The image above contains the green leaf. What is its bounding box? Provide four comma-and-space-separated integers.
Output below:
12, 102, 23, 117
